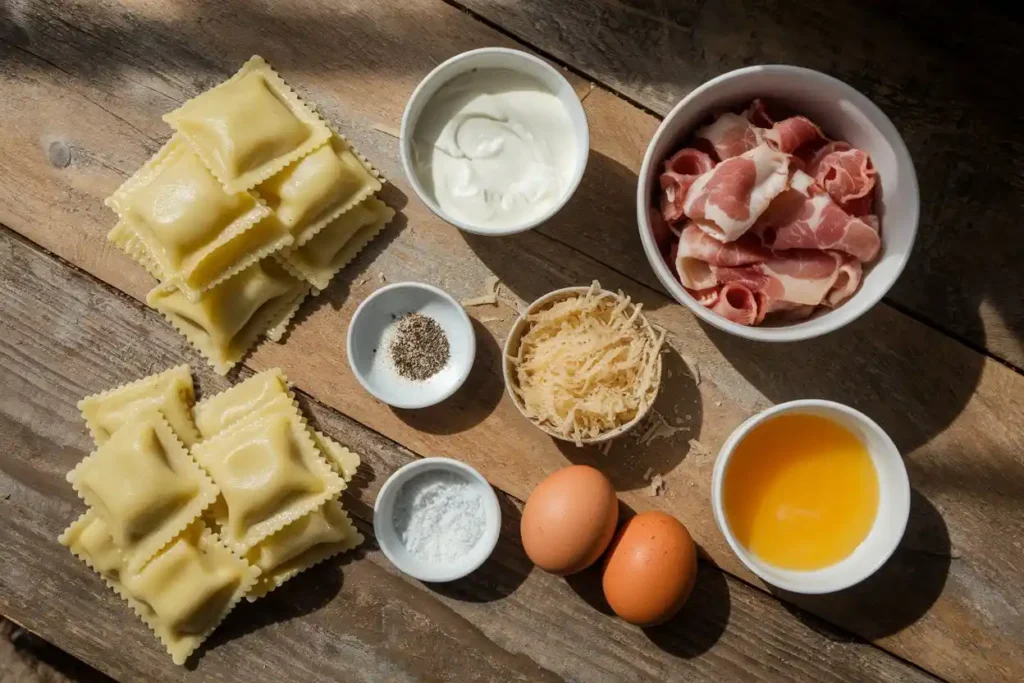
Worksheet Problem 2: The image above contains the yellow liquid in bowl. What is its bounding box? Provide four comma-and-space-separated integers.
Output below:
723, 413, 879, 571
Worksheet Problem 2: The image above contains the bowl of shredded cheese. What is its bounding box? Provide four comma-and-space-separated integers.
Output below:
503, 282, 665, 445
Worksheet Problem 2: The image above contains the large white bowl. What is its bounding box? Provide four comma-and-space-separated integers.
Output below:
637, 65, 920, 342
711, 400, 910, 594
400, 47, 590, 236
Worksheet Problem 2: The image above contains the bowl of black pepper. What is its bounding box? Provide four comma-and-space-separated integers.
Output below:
347, 282, 476, 409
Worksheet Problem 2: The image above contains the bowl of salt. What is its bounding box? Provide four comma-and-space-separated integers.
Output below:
374, 457, 501, 582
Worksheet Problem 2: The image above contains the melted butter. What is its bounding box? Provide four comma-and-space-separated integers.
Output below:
723, 413, 879, 571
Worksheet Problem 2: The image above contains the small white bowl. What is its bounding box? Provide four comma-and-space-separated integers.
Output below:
374, 457, 502, 582
347, 282, 475, 409
400, 47, 590, 236
502, 286, 662, 444
637, 65, 920, 342
711, 400, 910, 594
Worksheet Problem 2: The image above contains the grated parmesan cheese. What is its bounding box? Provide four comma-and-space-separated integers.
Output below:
510, 281, 664, 445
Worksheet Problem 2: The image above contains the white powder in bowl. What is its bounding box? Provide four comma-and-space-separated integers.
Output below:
392, 470, 486, 565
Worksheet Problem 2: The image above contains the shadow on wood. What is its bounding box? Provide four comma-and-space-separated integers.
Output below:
771, 489, 950, 641
563, 502, 731, 659
197, 550, 357, 666
454, 0, 1024, 368
703, 312, 981, 458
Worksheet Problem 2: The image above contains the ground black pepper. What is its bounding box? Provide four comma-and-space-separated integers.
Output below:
388, 313, 450, 381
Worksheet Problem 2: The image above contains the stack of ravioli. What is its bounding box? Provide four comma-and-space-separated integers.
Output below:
59, 365, 364, 665
105, 55, 395, 375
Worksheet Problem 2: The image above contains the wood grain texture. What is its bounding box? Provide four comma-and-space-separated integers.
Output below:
454, 0, 1024, 370
0, 227, 942, 683
0, 1, 1022, 680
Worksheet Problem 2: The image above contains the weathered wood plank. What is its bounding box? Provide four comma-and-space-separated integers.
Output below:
454, 0, 1024, 369
0, 1, 1022, 680
0, 228, 940, 683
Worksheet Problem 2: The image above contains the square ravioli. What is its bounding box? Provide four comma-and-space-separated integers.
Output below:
105, 135, 292, 301
245, 501, 362, 601
193, 368, 293, 438
194, 368, 360, 479
190, 395, 345, 552
165, 55, 331, 193
108, 221, 164, 280
79, 365, 200, 447
147, 258, 307, 375
66, 412, 219, 569
59, 509, 128, 586
280, 196, 394, 291
257, 135, 381, 247
62, 515, 258, 665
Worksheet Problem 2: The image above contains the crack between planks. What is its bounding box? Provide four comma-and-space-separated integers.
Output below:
440, 0, 1024, 379
2, 221, 949, 681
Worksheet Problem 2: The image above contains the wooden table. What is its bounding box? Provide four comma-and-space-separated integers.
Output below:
1, 1, 1022, 681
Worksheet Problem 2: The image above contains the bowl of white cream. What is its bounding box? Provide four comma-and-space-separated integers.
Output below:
401, 47, 589, 236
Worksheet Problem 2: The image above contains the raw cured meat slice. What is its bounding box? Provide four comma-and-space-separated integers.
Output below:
675, 224, 841, 314
808, 142, 877, 215
654, 98, 884, 327
659, 148, 715, 223
744, 99, 774, 128
825, 254, 863, 307
764, 116, 825, 154
757, 171, 881, 262
764, 300, 817, 322
710, 283, 760, 325
686, 285, 721, 308
683, 144, 790, 242
675, 223, 767, 289
695, 112, 765, 160
712, 250, 841, 306
650, 205, 672, 250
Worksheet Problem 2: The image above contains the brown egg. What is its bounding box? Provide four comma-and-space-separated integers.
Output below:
520, 465, 619, 575
602, 511, 698, 626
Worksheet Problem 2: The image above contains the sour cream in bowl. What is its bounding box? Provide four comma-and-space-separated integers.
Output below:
401, 48, 589, 236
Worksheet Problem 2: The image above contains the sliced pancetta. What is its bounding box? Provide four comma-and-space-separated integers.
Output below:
744, 99, 774, 128
675, 222, 767, 289
683, 144, 790, 242
659, 148, 715, 223
764, 116, 825, 154
712, 250, 841, 306
825, 254, 863, 307
710, 283, 760, 325
695, 113, 765, 160
650, 204, 672, 250
763, 300, 817, 323
807, 142, 877, 215
686, 285, 721, 308
657, 99, 883, 326
675, 223, 841, 320
756, 171, 881, 263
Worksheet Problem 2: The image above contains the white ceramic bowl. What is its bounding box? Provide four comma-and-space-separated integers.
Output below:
347, 282, 475, 409
400, 47, 590, 236
502, 286, 662, 444
637, 65, 920, 341
374, 457, 501, 582
711, 400, 910, 594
